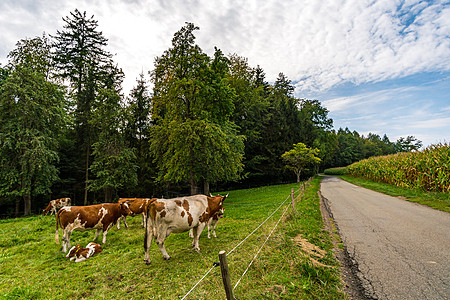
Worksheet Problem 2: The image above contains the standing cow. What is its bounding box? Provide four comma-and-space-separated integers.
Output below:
144, 194, 227, 264
43, 198, 71, 216
56, 202, 131, 252
189, 207, 225, 239
117, 198, 156, 229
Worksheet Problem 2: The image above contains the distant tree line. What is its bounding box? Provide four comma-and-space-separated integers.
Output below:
0, 11, 422, 216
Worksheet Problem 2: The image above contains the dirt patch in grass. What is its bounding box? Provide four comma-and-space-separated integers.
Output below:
292, 234, 330, 268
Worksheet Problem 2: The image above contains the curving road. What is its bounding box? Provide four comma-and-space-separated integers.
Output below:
320, 176, 450, 300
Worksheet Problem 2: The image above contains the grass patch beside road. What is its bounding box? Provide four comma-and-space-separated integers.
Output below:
337, 175, 450, 213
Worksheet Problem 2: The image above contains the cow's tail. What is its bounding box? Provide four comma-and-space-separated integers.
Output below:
55, 210, 61, 244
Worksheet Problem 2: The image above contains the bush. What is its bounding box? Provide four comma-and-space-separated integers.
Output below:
323, 167, 348, 175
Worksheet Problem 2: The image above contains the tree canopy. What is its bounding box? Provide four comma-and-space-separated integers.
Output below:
0, 15, 424, 216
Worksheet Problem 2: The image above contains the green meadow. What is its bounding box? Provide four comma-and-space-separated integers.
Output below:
0, 178, 346, 299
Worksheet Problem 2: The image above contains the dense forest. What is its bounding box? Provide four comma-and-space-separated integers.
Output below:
0, 10, 422, 217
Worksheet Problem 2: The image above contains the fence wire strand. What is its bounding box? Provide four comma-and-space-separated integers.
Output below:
233, 202, 291, 290
181, 263, 218, 300
180, 185, 304, 299
226, 194, 291, 257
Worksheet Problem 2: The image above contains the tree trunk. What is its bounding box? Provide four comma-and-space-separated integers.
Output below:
296, 171, 301, 183
23, 194, 31, 215
15, 198, 20, 217
204, 181, 210, 196
190, 174, 198, 195
84, 141, 90, 206
104, 187, 111, 203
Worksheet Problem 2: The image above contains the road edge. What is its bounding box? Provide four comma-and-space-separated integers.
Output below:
319, 186, 370, 300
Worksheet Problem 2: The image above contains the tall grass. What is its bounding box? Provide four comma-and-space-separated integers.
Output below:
347, 143, 450, 192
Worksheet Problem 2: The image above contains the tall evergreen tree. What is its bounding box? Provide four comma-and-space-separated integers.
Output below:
258, 73, 301, 182
0, 36, 66, 215
150, 23, 243, 194
52, 9, 113, 204
227, 55, 269, 184
88, 64, 137, 202
125, 72, 153, 196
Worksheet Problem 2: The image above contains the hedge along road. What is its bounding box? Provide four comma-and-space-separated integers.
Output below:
320, 176, 450, 300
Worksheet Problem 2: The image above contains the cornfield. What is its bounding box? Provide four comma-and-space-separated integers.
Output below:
347, 143, 450, 192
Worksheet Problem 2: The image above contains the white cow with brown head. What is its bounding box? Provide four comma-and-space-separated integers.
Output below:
144, 194, 227, 264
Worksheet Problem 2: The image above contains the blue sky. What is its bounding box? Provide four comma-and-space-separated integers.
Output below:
1, 0, 449, 148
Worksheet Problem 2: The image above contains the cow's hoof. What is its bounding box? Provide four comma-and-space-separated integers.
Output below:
163, 256, 171, 260
144, 259, 151, 265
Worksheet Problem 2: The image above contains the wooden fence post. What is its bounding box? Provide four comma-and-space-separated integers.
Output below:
291, 188, 295, 210
219, 250, 235, 300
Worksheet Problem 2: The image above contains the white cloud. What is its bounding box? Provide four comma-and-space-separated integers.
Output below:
1, 0, 449, 95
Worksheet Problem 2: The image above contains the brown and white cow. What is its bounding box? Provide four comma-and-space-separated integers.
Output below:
43, 198, 71, 216
144, 194, 227, 264
189, 207, 225, 239
117, 198, 156, 229
55, 202, 131, 253
66, 242, 102, 262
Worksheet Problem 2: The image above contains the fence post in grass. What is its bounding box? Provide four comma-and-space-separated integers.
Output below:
291, 188, 295, 211
219, 250, 235, 300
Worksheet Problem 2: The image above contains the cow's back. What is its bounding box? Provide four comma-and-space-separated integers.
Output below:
152, 196, 208, 232
58, 203, 121, 229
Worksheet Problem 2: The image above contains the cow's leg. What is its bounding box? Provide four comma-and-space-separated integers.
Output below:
102, 224, 111, 244
157, 236, 170, 260
62, 228, 71, 253
75, 256, 86, 263
212, 221, 218, 238
123, 216, 128, 229
155, 225, 171, 260
94, 229, 101, 241
207, 222, 212, 239
141, 213, 145, 227
117, 217, 121, 229
193, 224, 206, 252
102, 230, 108, 244
144, 216, 154, 264
189, 228, 194, 238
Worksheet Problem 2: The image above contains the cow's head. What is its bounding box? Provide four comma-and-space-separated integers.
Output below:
216, 207, 225, 219
119, 202, 132, 216
66, 244, 82, 258
207, 194, 228, 214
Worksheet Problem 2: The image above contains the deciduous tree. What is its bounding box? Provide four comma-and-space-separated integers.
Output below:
282, 143, 321, 182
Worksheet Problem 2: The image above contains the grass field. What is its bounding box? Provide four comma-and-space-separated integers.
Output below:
0, 178, 346, 299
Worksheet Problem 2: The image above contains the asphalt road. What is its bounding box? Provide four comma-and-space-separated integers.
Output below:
320, 176, 450, 300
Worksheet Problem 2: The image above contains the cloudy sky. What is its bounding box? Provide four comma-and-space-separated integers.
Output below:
1, 0, 449, 148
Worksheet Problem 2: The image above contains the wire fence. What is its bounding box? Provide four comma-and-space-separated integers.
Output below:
181, 182, 308, 299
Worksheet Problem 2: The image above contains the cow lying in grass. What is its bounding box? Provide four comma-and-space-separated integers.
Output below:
189, 207, 225, 239
56, 202, 131, 252
144, 194, 227, 264
43, 198, 71, 216
117, 198, 156, 229
66, 242, 102, 262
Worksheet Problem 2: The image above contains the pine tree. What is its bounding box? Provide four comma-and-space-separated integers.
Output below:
52, 9, 113, 204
